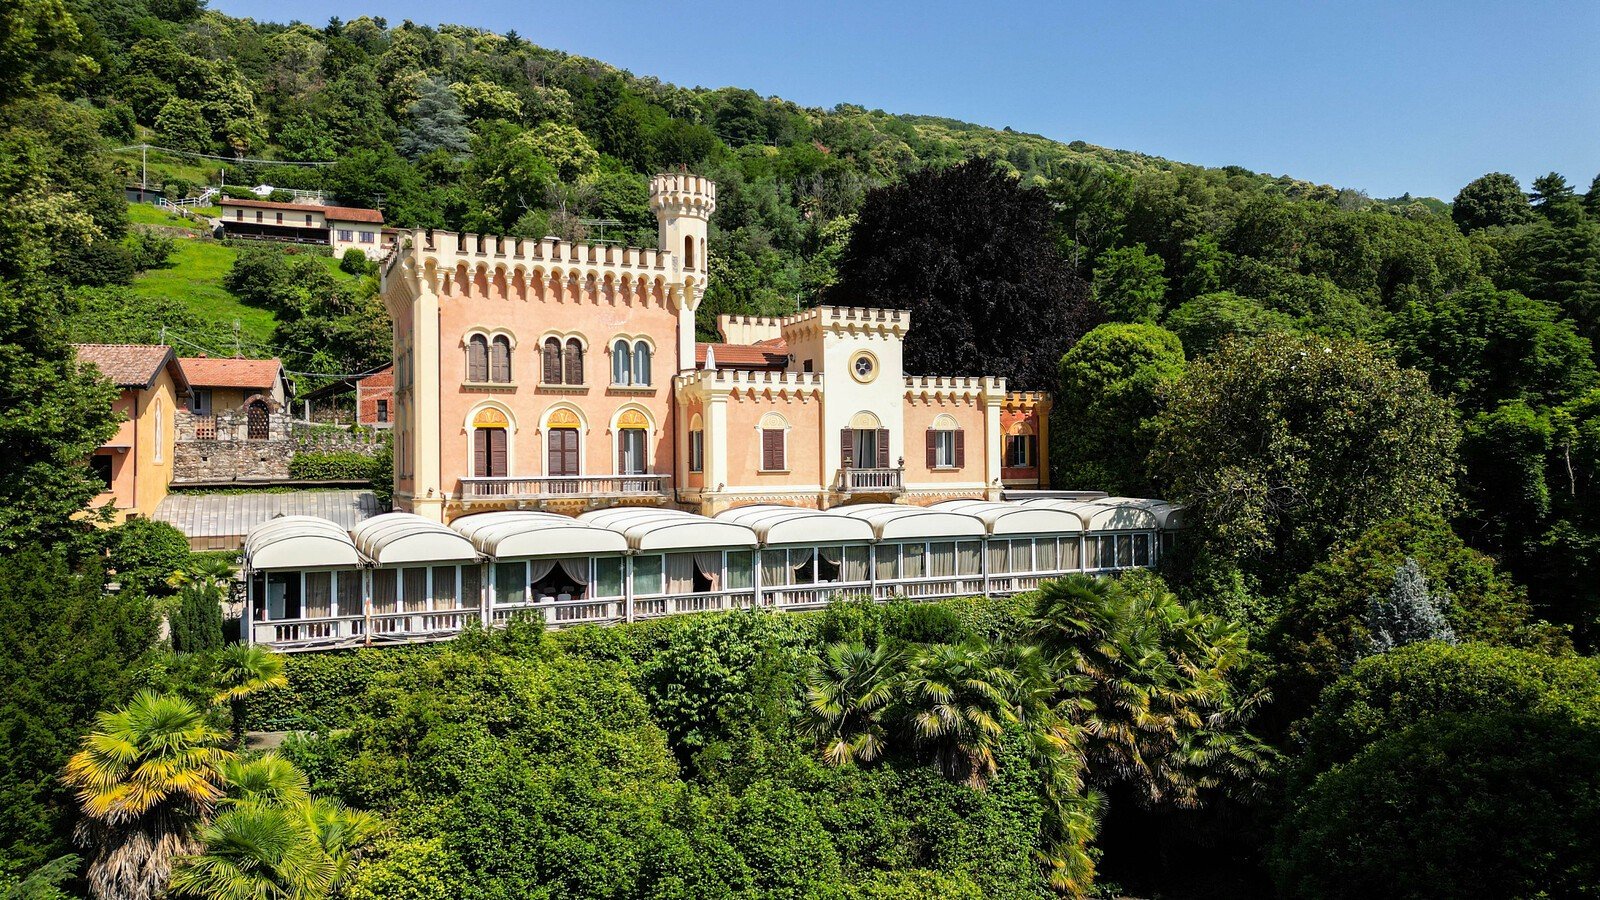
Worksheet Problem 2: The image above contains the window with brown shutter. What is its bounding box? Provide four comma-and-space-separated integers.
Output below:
474, 428, 505, 477
876, 428, 890, 468
953, 429, 965, 468
564, 339, 583, 385
542, 338, 562, 384
548, 428, 579, 476
762, 429, 785, 471
490, 336, 511, 382
840, 429, 853, 468
467, 335, 489, 382
926, 430, 938, 469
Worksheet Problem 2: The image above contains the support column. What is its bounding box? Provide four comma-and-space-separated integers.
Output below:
704, 388, 731, 511
981, 381, 1004, 501
1037, 396, 1052, 489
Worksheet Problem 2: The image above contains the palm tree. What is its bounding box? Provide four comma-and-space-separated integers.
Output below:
63, 691, 233, 900
220, 753, 310, 809
168, 555, 236, 595
211, 644, 288, 743
900, 641, 1019, 788
801, 641, 902, 766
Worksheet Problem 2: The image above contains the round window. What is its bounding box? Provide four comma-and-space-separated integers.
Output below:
850, 351, 878, 383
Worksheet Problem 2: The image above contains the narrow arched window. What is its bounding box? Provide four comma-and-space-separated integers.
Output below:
684, 235, 695, 270
247, 399, 270, 440
467, 334, 489, 383
490, 335, 512, 383
632, 341, 651, 386
542, 337, 563, 384
564, 338, 584, 385
612, 339, 631, 385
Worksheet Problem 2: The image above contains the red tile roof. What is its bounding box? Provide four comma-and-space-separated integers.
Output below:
178, 356, 284, 390
695, 340, 790, 370
219, 197, 384, 224
73, 344, 188, 391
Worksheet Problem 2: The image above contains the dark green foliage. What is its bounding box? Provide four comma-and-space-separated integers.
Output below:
338, 247, 375, 276
1272, 711, 1600, 899
1162, 291, 1296, 356
167, 584, 223, 653
830, 157, 1097, 391
0, 551, 156, 871
103, 517, 190, 597
1054, 322, 1185, 495
369, 436, 393, 507
222, 246, 390, 378
125, 228, 175, 272
1151, 331, 1461, 591
288, 450, 378, 481
1450, 172, 1533, 232
1092, 243, 1168, 322
1265, 515, 1562, 729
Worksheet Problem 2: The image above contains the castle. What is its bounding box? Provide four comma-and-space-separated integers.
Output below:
380, 173, 1050, 522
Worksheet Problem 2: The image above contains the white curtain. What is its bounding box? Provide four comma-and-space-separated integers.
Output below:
760, 550, 789, 588
842, 546, 869, 583
956, 542, 982, 576
1060, 538, 1082, 571
403, 567, 428, 611
693, 552, 722, 591
432, 566, 458, 608
725, 551, 753, 590
666, 553, 695, 594
874, 546, 898, 581
304, 572, 332, 618
1010, 540, 1034, 574
527, 559, 557, 584
336, 570, 362, 615
1036, 538, 1060, 572
902, 543, 925, 579
928, 542, 956, 578
372, 568, 398, 614
557, 557, 590, 585
988, 540, 1010, 575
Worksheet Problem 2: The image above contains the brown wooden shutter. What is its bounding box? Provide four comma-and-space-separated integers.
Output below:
926, 430, 938, 469
618, 433, 628, 473
468, 337, 488, 382
543, 340, 561, 384
564, 431, 579, 476
840, 429, 853, 468
474, 428, 488, 477
763, 429, 784, 470
954, 429, 965, 469
876, 429, 890, 468
547, 431, 561, 474
490, 338, 510, 382
564, 340, 583, 385
489, 428, 507, 477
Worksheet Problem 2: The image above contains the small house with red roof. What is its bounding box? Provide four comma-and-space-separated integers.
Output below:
218, 197, 389, 258
72, 344, 190, 521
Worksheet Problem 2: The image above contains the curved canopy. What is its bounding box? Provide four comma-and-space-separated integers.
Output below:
929, 500, 1084, 536
352, 513, 478, 565
1019, 497, 1159, 531
244, 515, 362, 571
578, 508, 758, 552
715, 504, 875, 546
826, 503, 986, 541
451, 510, 628, 558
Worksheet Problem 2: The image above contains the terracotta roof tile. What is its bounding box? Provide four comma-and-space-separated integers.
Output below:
219, 197, 384, 224
695, 341, 790, 370
177, 356, 284, 390
73, 344, 178, 389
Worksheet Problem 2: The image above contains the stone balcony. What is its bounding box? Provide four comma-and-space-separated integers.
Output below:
452, 474, 673, 513
834, 466, 905, 498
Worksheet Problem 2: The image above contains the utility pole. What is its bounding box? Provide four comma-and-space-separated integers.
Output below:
141, 144, 148, 196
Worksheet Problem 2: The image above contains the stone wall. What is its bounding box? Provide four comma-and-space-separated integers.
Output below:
172, 408, 383, 485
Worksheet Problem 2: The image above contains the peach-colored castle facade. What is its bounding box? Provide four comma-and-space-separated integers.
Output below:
381, 173, 1050, 524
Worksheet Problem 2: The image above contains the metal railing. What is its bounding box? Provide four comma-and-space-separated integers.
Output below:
458, 474, 671, 500
836, 466, 904, 493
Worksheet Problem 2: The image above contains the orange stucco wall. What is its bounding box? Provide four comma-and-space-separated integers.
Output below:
1001, 406, 1044, 485
723, 392, 824, 488
902, 397, 989, 485
435, 267, 678, 488
92, 369, 179, 521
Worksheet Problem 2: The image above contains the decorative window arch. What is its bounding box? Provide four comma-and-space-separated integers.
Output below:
1005, 420, 1037, 469
758, 412, 789, 472
542, 337, 562, 384
563, 337, 584, 385
614, 407, 653, 475
632, 340, 651, 386
470, 405, 512, 479
928, 414, 964, 469
849, 410, 882, 430
611, 338, 631, 385
543, 406, 584, 477
688, 412, 705, 473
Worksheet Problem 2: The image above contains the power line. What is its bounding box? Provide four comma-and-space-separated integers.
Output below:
108, 143, 340, 167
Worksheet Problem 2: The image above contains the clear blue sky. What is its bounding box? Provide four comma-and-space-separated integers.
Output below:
212, 0, 1598, 200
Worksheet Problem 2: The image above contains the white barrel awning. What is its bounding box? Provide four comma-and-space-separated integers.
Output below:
929, 500, 1085, 536
451, 510, 629, 558
243, 515, 363, 571
825, 503, 986, 541
715, 504, 876, 546
1019, 497, 1160, 531
578, 508, 758, 552
352, 513, 478, 565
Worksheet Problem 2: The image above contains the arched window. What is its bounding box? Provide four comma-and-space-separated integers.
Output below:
688, 412, 705, 473
542, 337, 563, 384
153, 398, 165, 463
632, 341, 651, 386
1005, 422, 1037, 469
759, 412, 788, 472
472, 407, 509, 481
564, 338, 584, 385
927, 414, 964, 469
490, 335, 512, 383
684, 234, 696, 270
467, 334, 489, 383
617, 409, 650, 475
612, 339, 631, 385
246, 399, 270, 440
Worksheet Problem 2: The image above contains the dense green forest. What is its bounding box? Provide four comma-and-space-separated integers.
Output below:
3, 0, 1600, 896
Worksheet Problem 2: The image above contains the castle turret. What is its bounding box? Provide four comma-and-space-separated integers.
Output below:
651, 172, 717, 372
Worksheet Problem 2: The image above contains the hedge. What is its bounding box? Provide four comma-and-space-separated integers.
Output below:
289, 451, 377, 481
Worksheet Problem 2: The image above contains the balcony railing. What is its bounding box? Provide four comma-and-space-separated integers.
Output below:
835, 466, 904, 494
458, 474, 671, 501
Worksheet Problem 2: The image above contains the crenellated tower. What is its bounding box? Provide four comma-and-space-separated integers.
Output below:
650, 173, 717, 369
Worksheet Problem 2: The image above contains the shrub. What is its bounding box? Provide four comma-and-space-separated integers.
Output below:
168, 584, 225, 653
369, 438, 393, 506
340, 247, 375, 276
103, 518, 191, 596
125, 228, 175, 271
1273, 710, 1600, 899
289, 450, 377, 481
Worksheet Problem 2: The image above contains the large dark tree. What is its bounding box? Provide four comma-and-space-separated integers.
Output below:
1450, 172, 1533, 233
829, 158, 1095, 391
